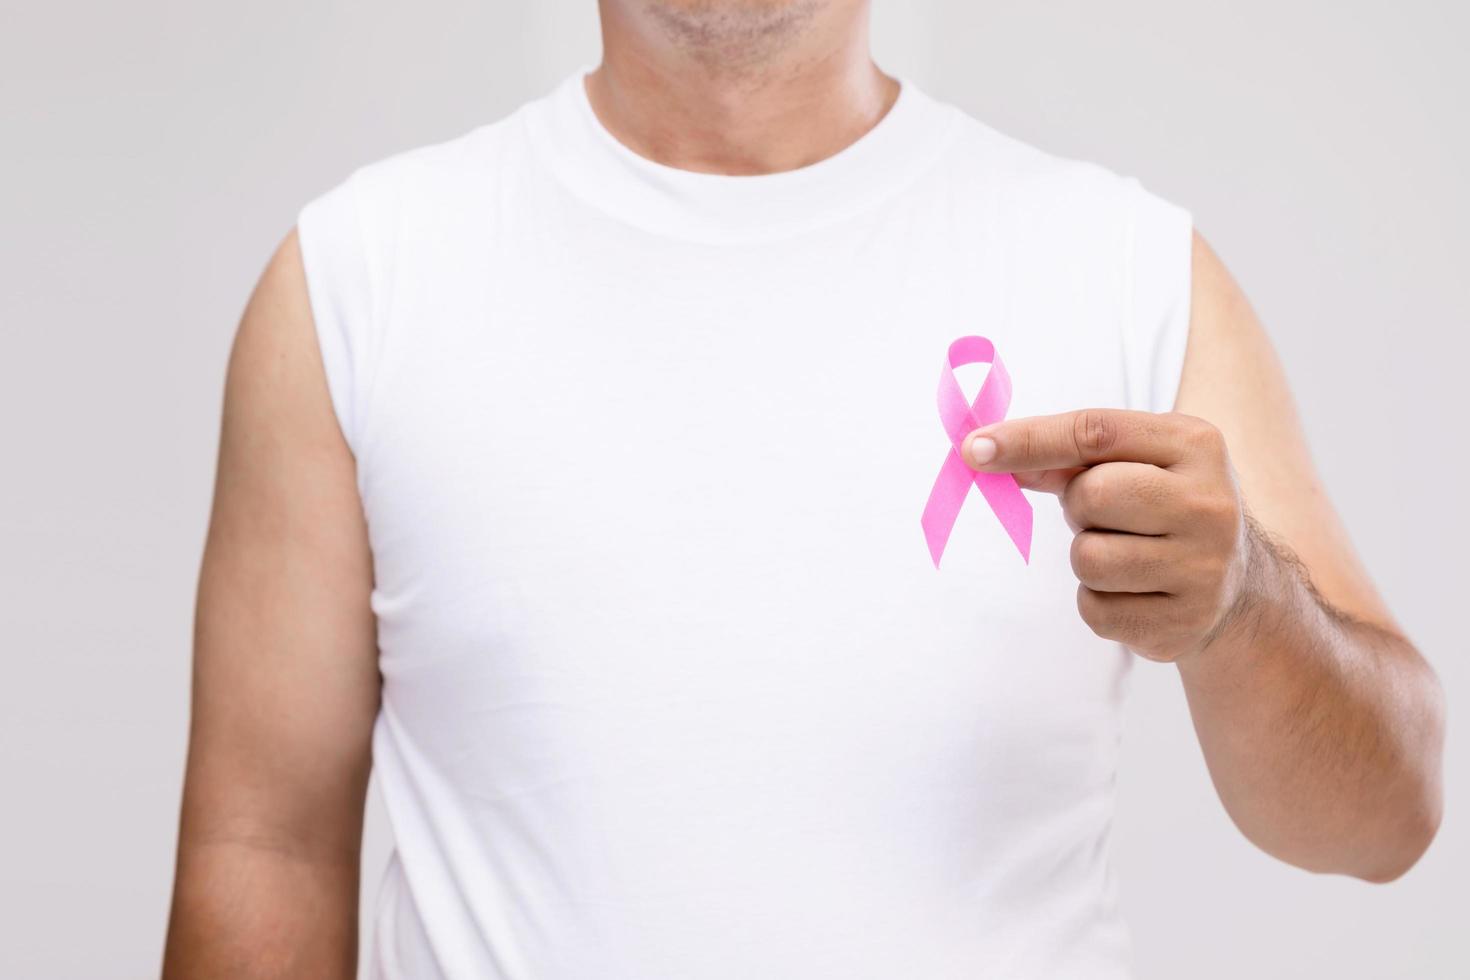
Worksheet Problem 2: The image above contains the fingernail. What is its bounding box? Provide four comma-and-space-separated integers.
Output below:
967, 436, 996, 466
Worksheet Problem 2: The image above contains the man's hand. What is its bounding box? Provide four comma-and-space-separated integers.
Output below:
953, 231, 1443, 884
961, 408, 1254, 664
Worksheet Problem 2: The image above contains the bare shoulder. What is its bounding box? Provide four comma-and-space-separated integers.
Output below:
1174, 229, 1399, 631
209, 223, 371, 584
226, 228, 344, 456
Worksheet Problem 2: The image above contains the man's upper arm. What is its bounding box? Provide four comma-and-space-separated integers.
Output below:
178, 225, 380, 864
1172, 230, 1397, 632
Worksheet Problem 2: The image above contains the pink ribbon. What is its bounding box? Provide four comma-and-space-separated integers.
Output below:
920, 335, 1033, 567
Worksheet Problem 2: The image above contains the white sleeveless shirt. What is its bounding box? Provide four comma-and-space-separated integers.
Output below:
297, 62, 1192, 980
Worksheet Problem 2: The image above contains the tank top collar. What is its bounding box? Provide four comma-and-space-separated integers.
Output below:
523, 61, 959, 245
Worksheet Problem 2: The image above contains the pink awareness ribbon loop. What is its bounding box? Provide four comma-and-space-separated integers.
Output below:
920, 335, 1033, 567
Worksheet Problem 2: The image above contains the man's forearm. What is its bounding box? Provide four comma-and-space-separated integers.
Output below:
162, 837, 360, 979
1174, 517, 1445, 882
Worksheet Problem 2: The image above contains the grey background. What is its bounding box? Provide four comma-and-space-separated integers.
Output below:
1, 1, 1465, 976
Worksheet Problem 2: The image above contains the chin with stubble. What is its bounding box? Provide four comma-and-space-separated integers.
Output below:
634, 0, 830, 73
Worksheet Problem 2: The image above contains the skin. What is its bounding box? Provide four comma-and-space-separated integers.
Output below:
162, 0, 1445, 974
161, 230, 379, 976
960, 233, 1444, 882
585, 0, 894, 176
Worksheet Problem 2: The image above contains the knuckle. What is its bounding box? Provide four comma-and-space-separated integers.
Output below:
1011, 423, 1037, 467
1070, 532, 1110, 582
1076, 585, 1107, 632
1065, 467, 1110, 521
1197, 490, 1242, 531
1183, 415, 1226, 454
1165, 409, 1200, 430
1072, 409, 1118, 458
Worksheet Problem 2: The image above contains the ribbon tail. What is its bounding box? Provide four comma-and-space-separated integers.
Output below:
973, 471, 1033, 564
920, 449, 974, 568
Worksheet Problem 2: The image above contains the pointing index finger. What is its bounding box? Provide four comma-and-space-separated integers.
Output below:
962, 409, 1192, 472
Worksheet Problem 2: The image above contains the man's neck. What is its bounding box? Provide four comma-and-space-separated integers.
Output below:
587, 0, 898, 176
